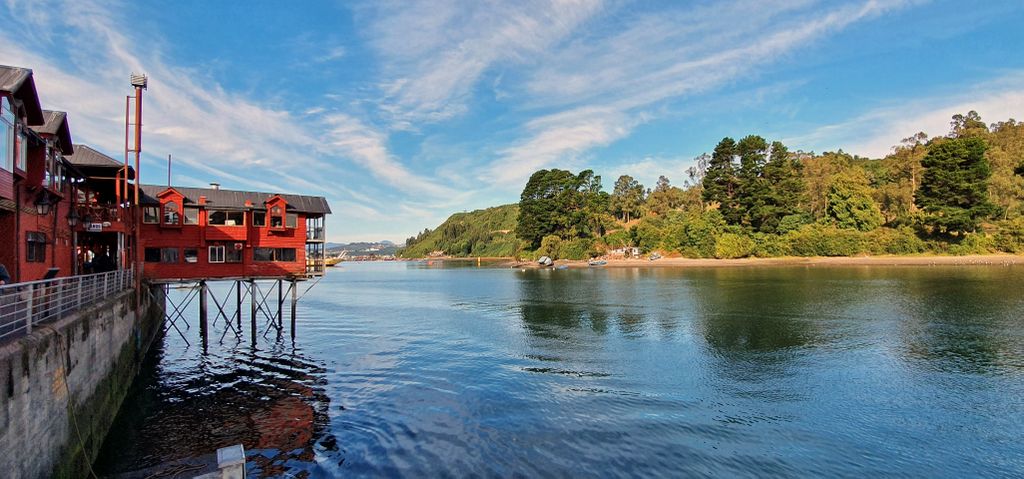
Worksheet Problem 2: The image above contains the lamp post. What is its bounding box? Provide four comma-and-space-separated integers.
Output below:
68, 207, 80, 275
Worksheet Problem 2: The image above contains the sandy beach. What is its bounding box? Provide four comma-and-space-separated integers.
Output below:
496, 254, 1024, 269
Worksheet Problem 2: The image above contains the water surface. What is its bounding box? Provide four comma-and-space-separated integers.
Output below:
96, 262, 1024, 477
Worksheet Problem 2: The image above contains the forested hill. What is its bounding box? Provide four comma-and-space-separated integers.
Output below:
399, 204, 523, 258
400, 112, 1024, 260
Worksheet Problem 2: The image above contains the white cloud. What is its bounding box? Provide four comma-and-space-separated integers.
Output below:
786, 72, 1024, 157
361, 0, 604, 125
322, 113, 455, 197
482, 0, 918, 185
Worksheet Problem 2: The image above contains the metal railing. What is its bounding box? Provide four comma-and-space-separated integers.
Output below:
0, 269, 134, 342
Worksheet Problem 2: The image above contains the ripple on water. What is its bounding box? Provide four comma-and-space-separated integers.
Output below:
95, 263, 1024, 478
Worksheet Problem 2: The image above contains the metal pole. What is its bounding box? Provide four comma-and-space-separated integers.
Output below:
25, 285, 34, 335
199, 281, 208, 350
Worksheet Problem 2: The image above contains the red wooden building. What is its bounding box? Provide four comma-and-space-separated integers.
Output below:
1, 66, 85, 283
3, 64, 332, 286
138, 184, 330, 281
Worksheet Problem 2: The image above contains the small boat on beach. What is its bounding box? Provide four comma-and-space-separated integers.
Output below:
538, 256, 554, 266
588, 259, 607, 266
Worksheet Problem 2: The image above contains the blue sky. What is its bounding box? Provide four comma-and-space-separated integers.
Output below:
2, 0, 1022, 242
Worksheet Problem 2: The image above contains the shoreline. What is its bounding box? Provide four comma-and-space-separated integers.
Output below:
414, 254, 1024, 268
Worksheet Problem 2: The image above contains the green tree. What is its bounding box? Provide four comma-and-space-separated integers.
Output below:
610, 175, 645, 222
516, 169, 610, 249
826, 171, 884, 231
702, 138, 740, 223
916, 136, 998, 234
735, 135, 772, 230
756, 141, 806, 233
647, 175, 686, 215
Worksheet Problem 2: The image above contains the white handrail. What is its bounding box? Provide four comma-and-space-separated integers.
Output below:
0, 269, 135, 342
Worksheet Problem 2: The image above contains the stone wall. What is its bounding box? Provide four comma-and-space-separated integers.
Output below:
0, 285, 164, 479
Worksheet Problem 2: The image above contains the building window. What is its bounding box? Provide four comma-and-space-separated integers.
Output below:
160, 248, 179, 263
143, 206, 159, 224
144, 248, 161, 262
163, 201, 180, 224
253, 211, 266, 227
209, 245, 225, 263
254, 247, 296, 262
184, 248, 198, 263
208, 210, 244, 226
26, 232, 46, 262
1, 96, 13, 172
286, 213, 297, 228
226, 246, 242, 263
184, 207, 199, 225
15, 129, 26, 171
269, 206, 283, 228
254, 247, 273, 262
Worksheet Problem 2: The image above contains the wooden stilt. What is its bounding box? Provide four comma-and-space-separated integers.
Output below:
276, 278, 284, 331
235, 280, 242, 330
199, 280, 208, 351
290, 279, 297, 339
249, 279, 257, 345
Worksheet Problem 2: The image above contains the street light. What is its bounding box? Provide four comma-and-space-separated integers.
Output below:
34, 193, 52, 215
67, 207, 80, 227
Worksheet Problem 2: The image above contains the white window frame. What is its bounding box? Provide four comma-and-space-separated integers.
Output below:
209, 245, 226, 263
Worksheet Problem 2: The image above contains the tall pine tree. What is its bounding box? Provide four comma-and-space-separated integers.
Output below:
916, 137, 998, 234
702, 137, 740, 224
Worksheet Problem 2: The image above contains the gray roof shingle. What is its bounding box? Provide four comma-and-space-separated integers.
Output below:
66, 144, 124, 168
140, 184, 331, 215
0, 65, 44, 125
31, 110, 74, 154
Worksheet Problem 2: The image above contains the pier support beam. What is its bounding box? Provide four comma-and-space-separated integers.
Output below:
290, 279, 297, 339
235, 280, 242, 330
249, 279, 257, 345
199, 280, 208, 350
277, 279, 284, 331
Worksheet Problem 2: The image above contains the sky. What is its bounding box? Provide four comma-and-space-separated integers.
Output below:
1, 0, 1022, 243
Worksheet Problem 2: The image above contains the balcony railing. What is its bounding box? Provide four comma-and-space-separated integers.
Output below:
0, 269, 134, 342
306, 227, 325, 241
77, 203, 124, 224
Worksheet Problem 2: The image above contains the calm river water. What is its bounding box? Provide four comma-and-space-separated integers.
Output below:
96, 262, 1024, 477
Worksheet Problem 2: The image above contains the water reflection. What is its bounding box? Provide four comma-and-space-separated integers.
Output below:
95, 326, 331, 477
96, 263, 1024, 478
894, 267, 1024, 374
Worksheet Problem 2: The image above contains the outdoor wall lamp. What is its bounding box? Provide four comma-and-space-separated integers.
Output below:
34, 192, 53, 215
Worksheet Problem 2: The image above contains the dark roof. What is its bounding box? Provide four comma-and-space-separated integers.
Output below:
140, 184, 331, 215
67, 144, 122, 167
31, 110, 74, 155
0, 65, 44, 125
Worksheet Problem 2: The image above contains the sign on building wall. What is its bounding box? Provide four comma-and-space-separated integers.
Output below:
86, 222, 103, 232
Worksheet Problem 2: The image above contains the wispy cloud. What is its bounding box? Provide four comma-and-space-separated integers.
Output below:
482, 0, 918, 185
360, 0, 604, 127
322, 113, 455, 197
785, 71, 1024, 157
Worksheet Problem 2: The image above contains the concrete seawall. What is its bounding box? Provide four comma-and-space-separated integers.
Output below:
0, 285, 165, 479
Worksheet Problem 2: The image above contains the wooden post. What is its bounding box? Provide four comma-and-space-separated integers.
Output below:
199, 281, 208, 350
277, 279, 283, 330
290, 279, 297, 339
249, 279, 257, 345
235, 280, 242, 330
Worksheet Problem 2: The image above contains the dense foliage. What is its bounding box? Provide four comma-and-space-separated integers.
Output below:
400, 204, 524, 258
400, 112, 1024, 260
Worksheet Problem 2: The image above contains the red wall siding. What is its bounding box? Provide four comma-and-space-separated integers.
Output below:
141, 209, 307, 280
0, 170, 12, 200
